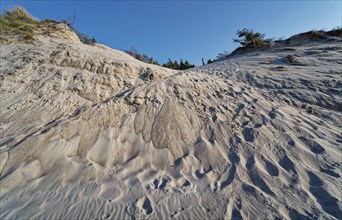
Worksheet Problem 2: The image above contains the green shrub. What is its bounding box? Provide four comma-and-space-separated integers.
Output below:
207, 59, 213, 64
162, 58, 194, 70
233, 28, 268, 48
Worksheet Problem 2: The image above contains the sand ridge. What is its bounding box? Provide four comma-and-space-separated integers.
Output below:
0, 29, 341, 219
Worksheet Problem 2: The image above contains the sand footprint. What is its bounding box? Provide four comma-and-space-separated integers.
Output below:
263, 158, 279, 177
268, 107, 277, 119
298, 137, 325, 154
98, 183, 122, 202
246, 155, 275, 196
220, 151, 240, 190
226, 197, 243, 220
307, 171, 341, 218
137, 196, 153, 216
242, 127, 255, 142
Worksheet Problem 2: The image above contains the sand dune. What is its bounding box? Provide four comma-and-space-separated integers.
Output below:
0, 24, 341, 219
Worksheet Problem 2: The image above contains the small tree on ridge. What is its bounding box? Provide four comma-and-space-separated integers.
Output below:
233, 28, 268, 48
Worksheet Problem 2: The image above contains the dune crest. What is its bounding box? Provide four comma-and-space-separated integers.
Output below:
0, 24, 341, 219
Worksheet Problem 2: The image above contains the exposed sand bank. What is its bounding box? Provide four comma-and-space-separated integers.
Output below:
0, 25, 341, 219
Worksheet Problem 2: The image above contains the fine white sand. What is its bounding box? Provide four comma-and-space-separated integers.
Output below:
0, 24, 341, 219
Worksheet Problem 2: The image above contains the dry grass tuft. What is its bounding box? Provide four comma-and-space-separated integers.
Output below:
0, 6, 40, 42
2, 6, 37, 21
307, 30, 326, 40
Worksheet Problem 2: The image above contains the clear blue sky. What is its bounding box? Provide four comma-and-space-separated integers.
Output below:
1, 1, 341, 65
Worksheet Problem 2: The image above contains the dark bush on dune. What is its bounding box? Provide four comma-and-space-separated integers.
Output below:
162, 58, 195, 70
233, 28, 269, 48
326, 27, 342, 38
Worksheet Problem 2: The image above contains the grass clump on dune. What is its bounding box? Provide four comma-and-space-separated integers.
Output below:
306, 30, 326, 40
0, 6, 40, 42
0, 6, 97, 45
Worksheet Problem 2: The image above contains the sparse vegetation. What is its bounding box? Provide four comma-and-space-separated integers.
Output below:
66, 22, 97, 45
2, 6, 340, 69
233, 28, 269, 48
162, 58, 195, 70
207, 59, 213, 64
0, 6, 40, 42
125, 46, 160, 65
0, 6, 97, 45
206, 28, 270, 63
125, 46, 195, 70
216, 51, 230, 60
306, 30, 326, 40
327, 27, 342, 38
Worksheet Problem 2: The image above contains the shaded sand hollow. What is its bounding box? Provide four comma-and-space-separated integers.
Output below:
0, 23, 341, 219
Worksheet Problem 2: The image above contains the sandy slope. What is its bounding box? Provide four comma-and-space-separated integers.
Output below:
0, 26, 341, 219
